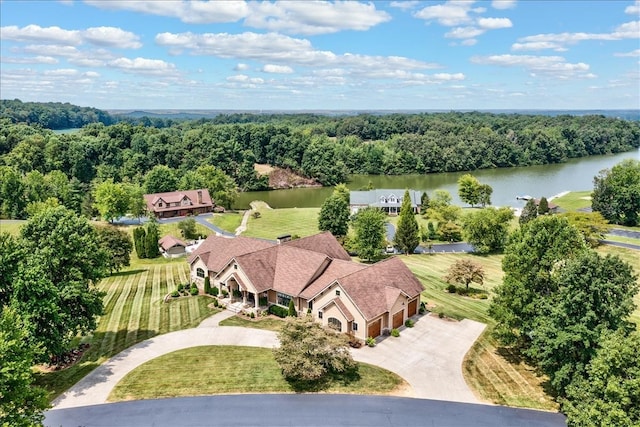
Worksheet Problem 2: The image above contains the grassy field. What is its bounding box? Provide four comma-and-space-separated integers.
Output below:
219, 315, 284, 331
208, 211, 244, 233
109, 346, 407, 401
35, 262, 219, 401
243, 206, 320, 239
552, 191, 592, 211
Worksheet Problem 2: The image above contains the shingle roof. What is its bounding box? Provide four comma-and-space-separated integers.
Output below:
349, 189, 421, 207
158, 235, 187, 251
144, 189, 213, 213
188, 235, 275, 273
320, 298, 354, 322
337, 257, 424, 320
298, 259, 366, 299
283, 232, 351, 261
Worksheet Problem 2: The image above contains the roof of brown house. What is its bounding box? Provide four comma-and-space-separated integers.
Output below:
283, 232, 351, 261
143, 189, 213, 213
158, 235, 187, 251
188, 235, 275, 273
319, 297, 355, 322
337, 256, 424, 321
299, 259, 366, 299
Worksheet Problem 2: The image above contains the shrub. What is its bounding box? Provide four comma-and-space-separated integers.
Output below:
438, 312, 445, 319
252, 211, 261, 219
259, 296, 268, 306
233, 289, 242, 298
405, 319, 415, 328
478, 293, 488, 299
419, 307, 426, 314
366, 337, 376, 347
190, 286, 199, 296
171, 291, 179, 298
391, 328, 400, 337
250, 312, 255, 319
268, 305, 288, 318
213, 298, 219, 307
177, 283, 184, 291
221, 289, 229, 297
456, 287, 468, 296
211, 286, 219, 296
288, 299, 297, 317
446, 284, 456, 293
204, 277, 211, 294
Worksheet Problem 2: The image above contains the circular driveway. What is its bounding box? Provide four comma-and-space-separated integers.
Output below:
53, 311, 485, 409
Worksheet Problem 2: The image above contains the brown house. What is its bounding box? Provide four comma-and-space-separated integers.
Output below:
144, 189, 213, 219
188, 232, 424, 340
159, 235, 187, 257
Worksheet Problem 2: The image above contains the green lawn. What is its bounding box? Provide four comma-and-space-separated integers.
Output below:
604, 234, 640, 245
209, 211, 244, 233
243, 205, 321, 239
109, 346, 406, 401
219, 314, 284, 331
0, 219, 26, 235
35, 261, 219, 401
552, 191, 592, 211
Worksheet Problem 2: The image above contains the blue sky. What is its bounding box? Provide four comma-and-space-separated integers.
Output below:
1, 1, 638, 110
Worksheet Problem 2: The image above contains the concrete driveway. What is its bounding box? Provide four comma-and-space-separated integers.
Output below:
53, 311, 485, 409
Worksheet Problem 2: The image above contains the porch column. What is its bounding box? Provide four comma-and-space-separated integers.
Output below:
254, 293, 259, 309
242, 290, 247, 305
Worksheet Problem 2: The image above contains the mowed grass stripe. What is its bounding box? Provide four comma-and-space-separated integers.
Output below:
167, 265, 182, 332
99, 272, 136, 356
124, 268, 149, 348
113, 270, 142, 354
148, 265, 162, 334
138, 270, 154, 342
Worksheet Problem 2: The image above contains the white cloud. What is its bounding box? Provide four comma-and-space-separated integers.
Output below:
389, 1, 420, 10
1, 55, 58, 64
477, 17, 512, 29
512, 41, 566, 52
614, 49, 640, 57
226, 74, 264, 84
516, 20, 640, 50
244, 1, 390, 35
43, 68, 79, 76
461, 38, 478, 46
492, 0, 516, 9
84, 71, 101, 77
432, 72, 465, 81
261, 64, 294, 74
155, 31, 440, 72
1, 25, 81, 45
234, 63, 249, 71
471, 54, 595, 79
84, 0, 249, 24
108, 57, 178, 75
445, 26, 485, 39
414, 1, 479, 26
626, 0, 640, 15
0, 24, 142, 49
82, 27, 142, 49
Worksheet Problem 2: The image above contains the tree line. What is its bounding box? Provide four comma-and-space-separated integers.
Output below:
1, 99, 114, 130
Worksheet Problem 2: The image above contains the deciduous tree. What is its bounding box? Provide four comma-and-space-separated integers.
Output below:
144, 165, 178, 194
177, 218, 199, 240
0, 307, 49, 427
461, 207, 513, 254
458, 174, 481, 207
95, 225, 133, 275
444, 259, 485, 290
318, 192, 350, 238
394, 189, 419, 254
93, 179, 130, 223
273, 316, 356, 384
519, 199, 538, 225
591, 159, 640, 226
560, 211, 609, 247
352, 207, 386, 262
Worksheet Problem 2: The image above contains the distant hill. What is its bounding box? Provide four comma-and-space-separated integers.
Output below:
0, 99, 114, 129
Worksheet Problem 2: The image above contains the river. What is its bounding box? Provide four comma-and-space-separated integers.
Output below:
233, 150, 640, 209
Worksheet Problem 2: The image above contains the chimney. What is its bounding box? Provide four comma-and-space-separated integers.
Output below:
197, 190, 203, 204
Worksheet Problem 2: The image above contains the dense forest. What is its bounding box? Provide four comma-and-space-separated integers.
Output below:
0, 99, 114, 130
1, 101, 639, 219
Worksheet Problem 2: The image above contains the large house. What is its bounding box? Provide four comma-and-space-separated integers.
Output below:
144, 189, 214, 219
188, 232, 424, 340
350, 189, 422, 215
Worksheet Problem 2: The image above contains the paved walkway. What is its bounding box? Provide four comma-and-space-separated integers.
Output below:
52, 312, 485, 409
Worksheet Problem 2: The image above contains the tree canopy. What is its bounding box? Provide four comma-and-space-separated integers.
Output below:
591, 159, 640, 226
318, 191, 350, 238
444, 259, 485, 290
352, 207, 386, 262
461, 207, 513, 254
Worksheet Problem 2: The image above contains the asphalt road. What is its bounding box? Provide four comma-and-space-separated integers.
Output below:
600, 240, 640, 250
609, 228, 640, 239
45, 395, 566, 427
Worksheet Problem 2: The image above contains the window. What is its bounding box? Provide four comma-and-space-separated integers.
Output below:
158, 202, 163, 207
380, 196, 387, 204
335, 289, 340, 296
328, 317, 342, 331
196, 268, 205, 278
277, 292, 292, 307
318, 311, 323, 319
352, 322, 358, 331
308, 301, 313, 310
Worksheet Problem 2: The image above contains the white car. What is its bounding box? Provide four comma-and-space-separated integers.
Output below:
385, 245, 395, 254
